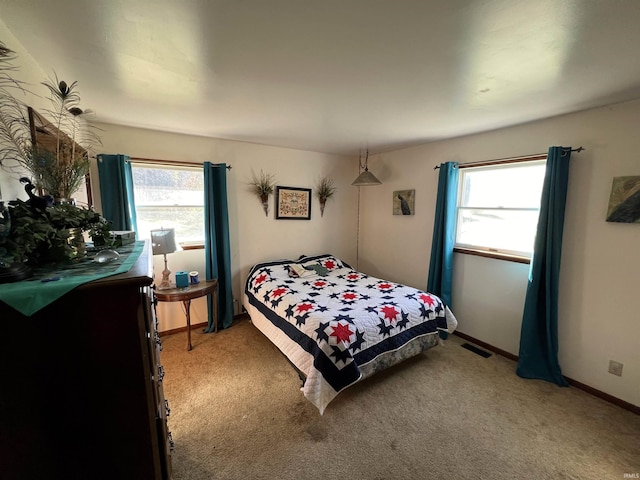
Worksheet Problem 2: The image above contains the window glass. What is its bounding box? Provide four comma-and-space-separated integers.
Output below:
131, 163, 204, 244
456, 161, 546, 257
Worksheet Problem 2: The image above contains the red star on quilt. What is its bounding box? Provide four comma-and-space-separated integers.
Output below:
380, 305, 399, 322
330, 322, 354, 343
271, 287, 287, 298
323, 259, 336, 270
342, 292, 357, 301
378, 282, 393, 291
255, 274, 268, 285
313, 280, 327, 288
419, 293, 435, 306
296, 303, 314, 313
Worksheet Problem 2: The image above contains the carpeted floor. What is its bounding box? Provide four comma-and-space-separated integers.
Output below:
159, 318, 639, 480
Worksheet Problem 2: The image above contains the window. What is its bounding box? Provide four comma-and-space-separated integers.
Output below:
131, 163, 204, 245
455, 159, 546, 258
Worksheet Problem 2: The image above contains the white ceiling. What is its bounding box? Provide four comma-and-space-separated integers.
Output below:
2, 0, 640, 155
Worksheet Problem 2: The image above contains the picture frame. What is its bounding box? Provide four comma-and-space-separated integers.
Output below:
393, 189, 415, 215
275, 186, 312, 220
606, 175, 640, 223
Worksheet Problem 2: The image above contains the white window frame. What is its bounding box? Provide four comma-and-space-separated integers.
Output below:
131, 161, 205, 247
454, 157, 547, 261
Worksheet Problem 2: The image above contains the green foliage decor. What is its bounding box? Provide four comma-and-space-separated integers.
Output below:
249, 169, 276, 199
0, 40, 111, 268
249, 169, 276, 216
316, 176, 336, 202
316, 177, 336, 216
2, 200, 112, 266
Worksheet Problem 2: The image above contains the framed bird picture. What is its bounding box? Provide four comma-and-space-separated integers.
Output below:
393, 189, 415, 215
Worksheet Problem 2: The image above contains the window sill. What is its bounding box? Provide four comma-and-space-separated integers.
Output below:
180, 243, 204, 251
453, 247, 530, 264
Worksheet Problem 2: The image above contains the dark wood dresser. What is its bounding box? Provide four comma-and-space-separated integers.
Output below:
0, 241, 172, 479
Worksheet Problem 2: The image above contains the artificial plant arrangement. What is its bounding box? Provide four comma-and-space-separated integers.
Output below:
249, 169, 276, 217
316, 176, 336, 217
0, 41, 111, 276
0, 40, 101, 201
0, 178, 113, 268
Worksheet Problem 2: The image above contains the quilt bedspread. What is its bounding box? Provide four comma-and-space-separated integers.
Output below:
244, 254, 457, 413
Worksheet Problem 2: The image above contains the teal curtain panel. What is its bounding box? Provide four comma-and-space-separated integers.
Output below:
96, 154, 138, 234
427, 161, 458, 340
427, 161, 459, 307
203, 162, 233, 331
517, 146, 571, 387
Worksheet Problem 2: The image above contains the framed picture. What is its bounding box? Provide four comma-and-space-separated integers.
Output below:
276, 186, 312, 220
393, 189, 415, 215
606, 175, 640, 223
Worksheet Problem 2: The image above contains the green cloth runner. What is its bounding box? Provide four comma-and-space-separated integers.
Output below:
0, 241, 145, 316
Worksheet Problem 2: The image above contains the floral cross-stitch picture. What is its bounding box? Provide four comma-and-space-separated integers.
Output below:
275, 186, 311, 220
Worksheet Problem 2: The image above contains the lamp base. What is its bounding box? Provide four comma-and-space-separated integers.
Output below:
156, 262, 173, 290
156, 279, 173, 290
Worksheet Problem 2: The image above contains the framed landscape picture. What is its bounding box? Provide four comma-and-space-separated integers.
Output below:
276, 186, 311, 220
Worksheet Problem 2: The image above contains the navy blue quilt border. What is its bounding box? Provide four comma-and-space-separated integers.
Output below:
352, 319, 439, 365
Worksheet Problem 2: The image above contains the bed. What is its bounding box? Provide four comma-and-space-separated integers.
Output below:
242, 253, 458, 414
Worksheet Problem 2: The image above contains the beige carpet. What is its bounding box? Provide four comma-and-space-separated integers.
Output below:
159, 318, 639, 480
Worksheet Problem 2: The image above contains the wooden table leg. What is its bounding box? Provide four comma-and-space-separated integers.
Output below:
183, 299, 192, 351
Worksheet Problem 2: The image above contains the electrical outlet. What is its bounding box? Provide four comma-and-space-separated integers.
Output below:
608, 360, 623, 376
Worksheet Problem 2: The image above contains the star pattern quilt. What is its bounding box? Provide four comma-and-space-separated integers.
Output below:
243, 254, 457, 414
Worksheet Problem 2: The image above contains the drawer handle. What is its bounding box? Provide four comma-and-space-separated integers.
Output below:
168, 431, 175, 452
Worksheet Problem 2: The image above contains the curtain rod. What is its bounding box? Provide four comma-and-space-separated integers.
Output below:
129, 156, 232, 170
433, 146, 584, 170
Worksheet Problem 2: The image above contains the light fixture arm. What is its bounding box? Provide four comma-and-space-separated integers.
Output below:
358, 149, 371, 171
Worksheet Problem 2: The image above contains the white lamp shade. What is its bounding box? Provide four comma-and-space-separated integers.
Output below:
150, 228, 179, 255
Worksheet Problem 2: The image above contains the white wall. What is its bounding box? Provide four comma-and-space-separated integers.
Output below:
91, 122, 359, 332
359, 99, 640, 407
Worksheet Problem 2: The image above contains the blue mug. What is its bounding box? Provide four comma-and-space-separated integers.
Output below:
189, 271, 199, 285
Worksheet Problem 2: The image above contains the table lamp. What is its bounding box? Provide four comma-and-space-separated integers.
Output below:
151, 228, 179, 290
